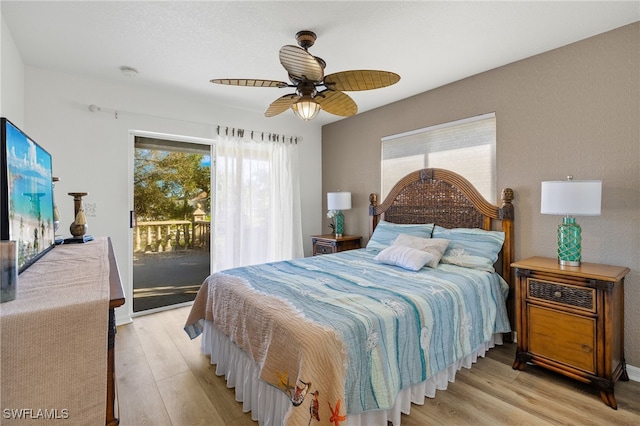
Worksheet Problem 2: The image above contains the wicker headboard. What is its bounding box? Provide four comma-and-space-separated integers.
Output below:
369, 168, 515, 325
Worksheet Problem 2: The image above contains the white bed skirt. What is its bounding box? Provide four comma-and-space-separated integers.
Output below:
202, 320, 503, 426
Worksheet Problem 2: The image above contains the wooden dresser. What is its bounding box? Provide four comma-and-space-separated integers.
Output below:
311, 234, 362, 255
106, 238, 125, 425
0, 237, 124, 424
511, 256, 629, 409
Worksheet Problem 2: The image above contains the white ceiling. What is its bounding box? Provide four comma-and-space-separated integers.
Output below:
2, 1, 638, 126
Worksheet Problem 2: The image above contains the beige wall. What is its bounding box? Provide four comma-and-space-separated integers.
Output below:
322, 23, 639, 367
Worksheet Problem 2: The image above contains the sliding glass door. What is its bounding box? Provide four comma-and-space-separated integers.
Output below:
132, 136, 212, 313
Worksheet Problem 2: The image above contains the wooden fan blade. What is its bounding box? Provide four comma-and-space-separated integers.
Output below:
211, 79, 288, 88
279, 45, 324, 82
265, 94, 299, 117
323, 70, 400, 91
315, 90, 357, 117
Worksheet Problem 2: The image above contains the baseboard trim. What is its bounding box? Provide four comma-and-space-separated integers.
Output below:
627, 363, 640, 382
116, 314, 133, 326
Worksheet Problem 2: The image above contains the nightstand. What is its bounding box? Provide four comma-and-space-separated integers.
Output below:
511, 256, 630, 409
311, 234, 361, 255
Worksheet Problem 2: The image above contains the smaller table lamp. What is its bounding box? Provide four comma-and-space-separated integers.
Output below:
540, 177, 602, 266
327, 191, 352, 237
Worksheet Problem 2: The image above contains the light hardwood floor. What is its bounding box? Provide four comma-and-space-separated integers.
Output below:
115, 306, 640, 426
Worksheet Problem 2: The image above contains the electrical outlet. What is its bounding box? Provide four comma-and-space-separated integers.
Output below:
84, 203, 97, 217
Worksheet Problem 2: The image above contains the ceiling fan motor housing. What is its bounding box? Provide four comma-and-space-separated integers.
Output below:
296, 80, 318, 97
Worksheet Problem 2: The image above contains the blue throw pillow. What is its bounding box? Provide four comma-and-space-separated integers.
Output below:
366, 220, 434, 252
432, 226, 505, 271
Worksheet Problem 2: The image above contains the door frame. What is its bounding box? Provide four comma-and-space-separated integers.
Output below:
127, 129, 215, 320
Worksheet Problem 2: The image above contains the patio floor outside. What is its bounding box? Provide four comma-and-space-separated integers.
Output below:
133, 249, 210, 312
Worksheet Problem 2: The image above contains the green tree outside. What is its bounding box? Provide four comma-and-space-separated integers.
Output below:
134, 149, 211, 222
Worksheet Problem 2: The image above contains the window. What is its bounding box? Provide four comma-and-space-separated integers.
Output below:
381, 113, 496, 202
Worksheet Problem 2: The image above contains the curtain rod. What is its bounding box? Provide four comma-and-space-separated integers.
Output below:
215, 126, 300, 144
87, 104, 302, 143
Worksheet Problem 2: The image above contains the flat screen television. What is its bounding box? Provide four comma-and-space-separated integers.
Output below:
1, 117, 55, 273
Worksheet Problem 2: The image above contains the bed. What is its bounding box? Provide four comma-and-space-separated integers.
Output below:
185, 168, 515, 426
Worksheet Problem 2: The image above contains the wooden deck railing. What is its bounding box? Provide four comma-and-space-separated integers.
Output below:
134, 219, 210, 252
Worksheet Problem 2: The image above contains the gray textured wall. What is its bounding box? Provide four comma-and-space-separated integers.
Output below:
322, 23, 639, 367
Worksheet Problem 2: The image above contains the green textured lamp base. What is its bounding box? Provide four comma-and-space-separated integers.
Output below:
557, 217, 581, 266
334, 211, 344, 238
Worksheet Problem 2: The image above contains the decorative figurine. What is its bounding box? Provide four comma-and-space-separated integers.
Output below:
67, 192, 93, 243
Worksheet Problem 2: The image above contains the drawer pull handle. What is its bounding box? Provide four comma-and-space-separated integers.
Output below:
554, 291, 562, 298
581, 344, 593, 353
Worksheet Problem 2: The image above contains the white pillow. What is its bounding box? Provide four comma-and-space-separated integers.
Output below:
392, 234, 450, 268
374, 245, 435, 271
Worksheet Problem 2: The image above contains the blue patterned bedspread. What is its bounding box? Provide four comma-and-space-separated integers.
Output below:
220, 248, 511, 415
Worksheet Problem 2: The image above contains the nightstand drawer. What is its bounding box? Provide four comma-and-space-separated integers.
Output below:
312, 235, 361, 256
314, 243, 335, 255
527, 279, 595, 312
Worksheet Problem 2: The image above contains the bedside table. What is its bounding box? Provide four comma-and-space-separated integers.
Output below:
511, 256, 630, 409
311, 234, 361, 255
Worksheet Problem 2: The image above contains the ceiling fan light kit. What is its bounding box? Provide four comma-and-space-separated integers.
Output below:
211, 30, 400, 121
292, 97, 321, 121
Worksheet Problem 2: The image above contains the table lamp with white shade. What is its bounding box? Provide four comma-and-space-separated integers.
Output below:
327, 191, 352, 237
540, 177, 602, 266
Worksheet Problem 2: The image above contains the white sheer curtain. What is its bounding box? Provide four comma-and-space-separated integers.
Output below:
212, 134, 303, 272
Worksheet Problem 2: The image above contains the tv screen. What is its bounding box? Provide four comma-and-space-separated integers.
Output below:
1, 117, 55, 273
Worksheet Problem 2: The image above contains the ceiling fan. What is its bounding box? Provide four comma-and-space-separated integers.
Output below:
211, 30, 400, 121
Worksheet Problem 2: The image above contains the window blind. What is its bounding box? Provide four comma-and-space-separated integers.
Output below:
381, 113, 496, 202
